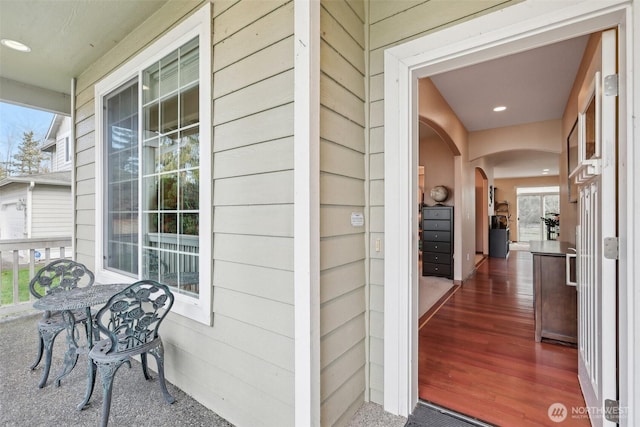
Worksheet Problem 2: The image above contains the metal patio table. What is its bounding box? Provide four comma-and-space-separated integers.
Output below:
33, 283, 130, 410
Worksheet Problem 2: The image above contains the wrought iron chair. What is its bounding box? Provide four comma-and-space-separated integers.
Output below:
89, 280, 175, 427
29, 259, 95, 388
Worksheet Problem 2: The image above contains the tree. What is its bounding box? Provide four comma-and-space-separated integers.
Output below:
12, 130, 45, 175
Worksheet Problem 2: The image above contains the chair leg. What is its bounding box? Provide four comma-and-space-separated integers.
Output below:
149, 341, 175, 404
140, 352, 153, 380
37, 328, 62, 388
96, 361, 122, 427
30, 333, 44, 370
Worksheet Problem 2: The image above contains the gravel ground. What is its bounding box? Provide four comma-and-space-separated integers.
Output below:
0, 313, 233, 427
0, 312, 407, 427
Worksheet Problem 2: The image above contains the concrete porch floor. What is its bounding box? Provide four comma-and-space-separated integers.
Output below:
0, 312, 406, 427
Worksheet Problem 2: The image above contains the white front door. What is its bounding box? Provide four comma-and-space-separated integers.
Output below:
574, 29, 618, 427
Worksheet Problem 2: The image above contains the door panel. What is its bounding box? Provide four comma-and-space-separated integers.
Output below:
576, 29, 617, 427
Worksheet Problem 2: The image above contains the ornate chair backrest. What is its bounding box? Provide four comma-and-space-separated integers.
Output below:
94, 280, 174, 354
29, 259, 95, 300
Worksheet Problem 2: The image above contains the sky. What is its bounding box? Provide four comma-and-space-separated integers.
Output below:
0, 101, 54, 167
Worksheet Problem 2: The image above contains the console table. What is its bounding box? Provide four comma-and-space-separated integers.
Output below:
529, 240, 577, 344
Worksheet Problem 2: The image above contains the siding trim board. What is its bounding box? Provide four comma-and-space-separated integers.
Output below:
293, 1, 321, 425
381, 0, 636, 418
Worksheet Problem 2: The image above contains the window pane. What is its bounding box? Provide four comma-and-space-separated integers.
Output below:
180, 127, 199, 168
160, 173, 178, 210
141, 37, 200, 296
180, 38, 199, 86
180, 84, 199, 127
180, 171, 198, 210
143, 62, 159, 104
160, 50, 179, 97
105, 81, 139, 276
160, 93, 179, 134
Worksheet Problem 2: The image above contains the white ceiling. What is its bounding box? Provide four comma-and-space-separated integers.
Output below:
0, 0, 168, 111
429, 35, 589, 178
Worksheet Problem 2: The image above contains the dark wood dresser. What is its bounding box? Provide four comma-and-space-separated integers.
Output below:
421, 205, 453, 279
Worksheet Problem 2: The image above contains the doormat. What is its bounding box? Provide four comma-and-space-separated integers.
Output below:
405, 402, 496, 427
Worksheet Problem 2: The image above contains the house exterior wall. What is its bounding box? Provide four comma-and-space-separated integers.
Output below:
367, 0, 519, 405
73, 1, 296, 426
69, 0, 527, 424
49, 117, 72, 172
0, 183, 27, 239
31, 184, 72, 237
318, 1, 367, 425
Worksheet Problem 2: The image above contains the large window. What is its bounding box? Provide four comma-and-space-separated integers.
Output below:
95, 5, 211, 324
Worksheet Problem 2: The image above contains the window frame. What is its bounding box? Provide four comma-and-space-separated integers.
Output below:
94, 4, 212, 325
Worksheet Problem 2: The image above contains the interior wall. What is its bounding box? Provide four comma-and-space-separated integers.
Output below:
468, 119, 562, 160
419, 134, 455, 206
493, 175, 561, 242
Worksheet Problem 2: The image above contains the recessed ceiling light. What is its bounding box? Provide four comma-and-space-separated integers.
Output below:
542, 171, 549, 175
493, 106, 507, 112
543, 168, 550, 172
1, 39, 31, 52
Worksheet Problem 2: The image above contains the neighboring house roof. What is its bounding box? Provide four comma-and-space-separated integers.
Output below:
41, 114, 66, 152
0, 171, 71, 188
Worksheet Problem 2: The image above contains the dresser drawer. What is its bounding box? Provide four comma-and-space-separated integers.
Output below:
422, 230, 451, 242
423, 241, 451, 254
423, 220, 451, 231
423, 262, 451, 277
423, 252, 451, 265
423, 208, 451, 220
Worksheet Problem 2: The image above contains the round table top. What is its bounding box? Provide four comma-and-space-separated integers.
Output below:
33, 283, 130, 311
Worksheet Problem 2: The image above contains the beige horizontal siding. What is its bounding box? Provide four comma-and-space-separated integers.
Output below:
213, 259, 293, 304
320, 107, 365, 153
30, 186, 72, 238
213, 205, 294, 237
213, 1, 293, 72
213, 137, 294, 179
214, 103, 294, 152
319, 1, 366, 425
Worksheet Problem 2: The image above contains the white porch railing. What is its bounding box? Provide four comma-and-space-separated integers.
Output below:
0, 236, 72, 317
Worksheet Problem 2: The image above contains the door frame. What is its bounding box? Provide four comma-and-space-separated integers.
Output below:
383, 0, 638, 422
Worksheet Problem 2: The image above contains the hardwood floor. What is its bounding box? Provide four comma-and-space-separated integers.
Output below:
418, 250, 590, 426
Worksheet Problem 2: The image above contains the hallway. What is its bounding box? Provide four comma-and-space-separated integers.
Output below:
418, 250, 589, 426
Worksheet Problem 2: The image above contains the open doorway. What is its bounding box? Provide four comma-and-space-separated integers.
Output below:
516, 186, 560, 242
383, 0, 634, 420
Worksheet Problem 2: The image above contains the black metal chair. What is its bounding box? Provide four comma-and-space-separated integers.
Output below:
29, 259, 95, 388
88, 280, 175, 427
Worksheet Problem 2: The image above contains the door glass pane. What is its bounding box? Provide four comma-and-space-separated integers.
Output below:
517, 195, 542, 242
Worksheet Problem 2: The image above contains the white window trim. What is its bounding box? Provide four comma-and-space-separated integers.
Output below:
94, 3, 212, 325
383, 0, 636, 419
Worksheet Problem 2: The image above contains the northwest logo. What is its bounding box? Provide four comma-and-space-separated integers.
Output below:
548, 403, 568, 423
